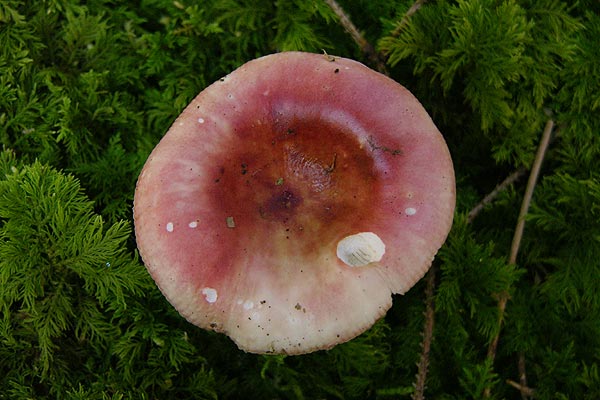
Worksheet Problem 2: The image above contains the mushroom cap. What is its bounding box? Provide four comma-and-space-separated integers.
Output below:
133, 52, 455, 354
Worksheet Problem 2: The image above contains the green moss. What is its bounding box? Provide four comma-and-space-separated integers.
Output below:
1, 0, 599, 398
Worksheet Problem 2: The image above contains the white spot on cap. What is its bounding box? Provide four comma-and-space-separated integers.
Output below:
166, 222, 174, 232
226, 216, 235, 228
405, 207, 417, 216
243, 300, 254, 310
188, 221, 198, 228
198, 117, 205, 124
336, 232, 386, 267
201, 287, 218, 303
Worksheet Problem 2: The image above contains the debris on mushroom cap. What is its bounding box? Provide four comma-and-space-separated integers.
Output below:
133, 51, 455, 355
336, 232, 386, 267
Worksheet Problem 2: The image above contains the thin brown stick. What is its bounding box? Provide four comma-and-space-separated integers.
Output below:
391, 0, 428, 37
412, 266, 436, 400
323, 0, 388, 74
467, 167, 528, 223
509, 120, 554, 264
484, 119, 555, 398
506, 379, 535, 397
518, 353, 530, 400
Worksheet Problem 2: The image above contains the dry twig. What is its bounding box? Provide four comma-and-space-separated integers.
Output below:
323, 0, 388, 74
508, 121, 554, 264
484, 119, 555, 398
507, 379, 536, 397
467, 167, 528, 223
391, 0, 428, 37
518, 353, 530, 400
412, 266, 436, 400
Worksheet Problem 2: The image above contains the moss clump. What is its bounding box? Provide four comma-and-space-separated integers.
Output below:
1, 0, 599, 398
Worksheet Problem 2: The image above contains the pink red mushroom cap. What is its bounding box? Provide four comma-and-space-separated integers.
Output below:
133, 52, 455, 354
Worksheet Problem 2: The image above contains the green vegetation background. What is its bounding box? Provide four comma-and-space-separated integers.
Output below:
1, 0, 599, 398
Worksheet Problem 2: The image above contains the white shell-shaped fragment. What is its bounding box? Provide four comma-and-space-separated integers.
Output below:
166, 222, 174, 232
405, 207, 417, 216
336, 232, 386, 267
188, 221, 198, 228
201, 287, 218, 303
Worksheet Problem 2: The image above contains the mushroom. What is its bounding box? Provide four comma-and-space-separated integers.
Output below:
133, 51, 455, 354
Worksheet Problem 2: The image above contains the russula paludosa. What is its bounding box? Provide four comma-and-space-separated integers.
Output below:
133, 51, 455, 354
